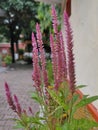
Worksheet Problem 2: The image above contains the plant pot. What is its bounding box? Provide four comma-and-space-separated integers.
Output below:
19, 54, 23, 59
76, 90, 98, 122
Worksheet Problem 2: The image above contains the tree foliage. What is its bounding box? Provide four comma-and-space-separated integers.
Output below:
0, 0, 39, 62
0, 0, 39, 42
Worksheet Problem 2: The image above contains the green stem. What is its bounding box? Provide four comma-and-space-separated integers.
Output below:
68, 93, 74, 123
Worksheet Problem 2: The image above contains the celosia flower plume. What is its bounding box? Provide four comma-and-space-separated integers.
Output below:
36, 23, 49, 89
5, 82, 23, 117
50, 34, 57, 87
5, 82, 16, 112
59, 31, 67, 80
51, 7, 68, 89
51, 7, 63, 89
51, 6, 58, 34
14, 94, 22, 116
32, 32, 42, 95
63, 11, 76, 93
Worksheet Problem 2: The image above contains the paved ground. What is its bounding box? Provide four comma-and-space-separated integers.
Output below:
0, 64, 39, 130
0, 67, 7, 73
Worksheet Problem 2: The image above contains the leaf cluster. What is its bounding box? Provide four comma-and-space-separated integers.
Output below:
14, 83, 98, 130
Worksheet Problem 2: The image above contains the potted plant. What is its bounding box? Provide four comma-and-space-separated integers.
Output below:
18, 49, 24, 59
5, 7, 98, 130
1, 60, 7, 67
4, 55, 12, 66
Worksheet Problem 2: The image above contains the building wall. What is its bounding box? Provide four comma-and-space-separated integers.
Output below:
70, 0, 98, 107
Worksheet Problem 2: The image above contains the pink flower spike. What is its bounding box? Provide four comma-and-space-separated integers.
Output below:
5, 82, 16, 112
5, 82, 9, 91
50, 34, 58, 88
59, 31, 67, 80
36, 23, 49, 89
63, 11, 76, 93
32, 32, 42, 94
51, 6, 58, 34
51, 7, 63, 89
14, 94, 22, 116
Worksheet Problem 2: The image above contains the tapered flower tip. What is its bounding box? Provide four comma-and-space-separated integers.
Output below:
14, 94, 22, 115
51, 5, 56, 15
32, 33, 36, 46
32, 32, 34, 41
36, 23, 40, 31
64, 10, 68, 18
14, 94, 18, 103
5, 82, 9, 92
36, 23, 42, 39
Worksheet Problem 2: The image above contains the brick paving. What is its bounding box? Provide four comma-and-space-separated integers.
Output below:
0, 64, 39, 130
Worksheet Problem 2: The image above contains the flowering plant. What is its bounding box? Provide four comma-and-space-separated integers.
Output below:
5, 6, 98, 130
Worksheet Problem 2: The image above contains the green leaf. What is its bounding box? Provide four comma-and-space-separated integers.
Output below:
73, 118, 98, 130
72, 94, 79, 104
82, 94, 89, 99
29, 117, 44, 126
61, 123, 70, 130
47, 89, 69, 111
31, 92, 43, 104
76, 95, 98, 108
49, 106, 63, 117
13, 122, 25, 129
62, 118, 98, 130
76, 85, 86, 89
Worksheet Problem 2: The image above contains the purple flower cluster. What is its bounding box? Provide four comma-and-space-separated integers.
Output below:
5, 82, 33, 117
50, 7, 76, 91
32, 7, 76, 93
50, 6, 68, 90
5, 82, 16, 112
36, 23, 49, 89
63, 11, 76, 93
32, 32, 42, 95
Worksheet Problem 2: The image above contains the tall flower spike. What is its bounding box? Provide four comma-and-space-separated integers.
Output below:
51, 6, 63, 89
5, 82, 16, 112
59, 31, 67, 80
32, 33, 42, 95
63, 11, 76, 93
14, 94, 22, 116
51, 6, 58, 34
36, 23, 48, 89
50, 34, 58, 88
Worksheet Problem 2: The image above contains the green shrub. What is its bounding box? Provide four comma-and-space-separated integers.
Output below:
4, 55, 12, 65
18, 49, 24, 55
